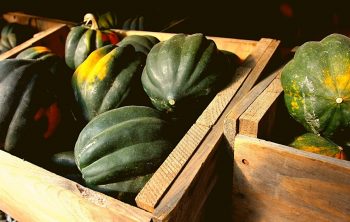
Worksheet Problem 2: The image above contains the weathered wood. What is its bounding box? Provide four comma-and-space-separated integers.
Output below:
2, 11, 76, 30
223, 67, 282, 147
0, 24, 69, 60
0, 150, 152, 222
115, 29, 257, 60
196, 67, 251, 127
239, 76, 283, 138
233, 135, 350, 222
135, 123, 211, 212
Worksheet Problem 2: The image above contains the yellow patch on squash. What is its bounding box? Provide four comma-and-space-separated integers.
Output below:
323, 67, 350, 92
75, 50, 115, 85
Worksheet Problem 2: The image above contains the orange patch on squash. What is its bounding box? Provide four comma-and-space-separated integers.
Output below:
34, 103, 61, 139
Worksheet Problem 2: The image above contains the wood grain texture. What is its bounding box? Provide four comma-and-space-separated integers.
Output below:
223, 67, 282, 147
196, 67, 251, 127
0, 150, 152, 222
135, 124, 210, 212
0, 24, 69, 60
2, 11, 76, 30
233, 135, 350, 222
116, 29, 257, 60
239, 76, 283, 138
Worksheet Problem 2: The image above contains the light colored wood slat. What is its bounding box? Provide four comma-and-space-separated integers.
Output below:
0, 24, 69, 60
2, 12, 76, 30
117, 29, 257, 60
232, 134, 350, 222
153, 125, 222, 221
239, 77, 283, 137
223, 67, 282, 147
196, 67, 251, 127
135, 123, 210, 212
0, 150, 152, 222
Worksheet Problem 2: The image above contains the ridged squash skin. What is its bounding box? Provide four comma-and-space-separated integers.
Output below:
0, 59, 63, 160
74, 106, 174, 195
0, 23, 36, 53
71, 44, 143, 121
64, 14, 120, 70
117, 35, 159, 56
122, 16, 144, 30
289, 133, 345, 159
281, 33, 350, 138
141, 33, 230, 116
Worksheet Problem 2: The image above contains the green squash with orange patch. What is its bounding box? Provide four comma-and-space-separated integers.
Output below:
71, 44, 143, 121
0, 59, 68, 162
281, 33, 350, 138
65, 13, 120, 70
289, 133, 346, 159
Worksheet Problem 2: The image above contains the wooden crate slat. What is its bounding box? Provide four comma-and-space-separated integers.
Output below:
135, 123, 210, 212
196, 67, 251, 127
239, 74, 283, 137
2, 11, 76, 30
223, 67, 282, 147
0, 150, 152, 222
232, 134, 350, 222
0, 24, 69, 60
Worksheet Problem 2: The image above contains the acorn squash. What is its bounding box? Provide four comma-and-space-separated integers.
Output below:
71, 44, 143, 121
0, 59, 64, 161
65, 13, 120, 70
281, 33, 350, 138
74, 106, 174, 197
141, 33, 231, 118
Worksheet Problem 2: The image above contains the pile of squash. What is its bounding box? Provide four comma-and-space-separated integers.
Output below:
281, 33, 350, 160
0, 13, 238, 203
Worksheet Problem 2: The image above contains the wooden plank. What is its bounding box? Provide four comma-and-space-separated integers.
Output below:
239, 76, 283, 138
143, 38, 280, 219
0, 24, 69, 60
0, 150, 152, 222
153, 123, 223, 221
196, 67, 251, 127
2, 11, 76, 30
135, 123, 211, 212
223, 67, 282, 147
117, 29, 257, 60
232, 134, 350, 222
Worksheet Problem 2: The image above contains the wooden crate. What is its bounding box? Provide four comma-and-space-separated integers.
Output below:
224, 71, 350, 222
0, 12, 76, 60
0, 16, 280, 221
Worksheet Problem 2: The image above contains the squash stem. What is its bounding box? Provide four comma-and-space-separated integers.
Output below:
84, 13, 99, 30
336, 97, 343, 104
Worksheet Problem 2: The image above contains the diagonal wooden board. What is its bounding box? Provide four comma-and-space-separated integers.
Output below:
135, 38, 280, 215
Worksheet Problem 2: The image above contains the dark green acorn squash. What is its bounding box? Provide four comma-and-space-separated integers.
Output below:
0, 59, 66, 161
71, 44, 144, 121
281, 33, 350, 138
141, 33, 231, 117
0, 23, 36, 53
74, 106, 174, 198
65, 13, 120, 70
95, 11, 118, 29
122, 16, 144, 30
117, 35, 159, 56
289, 133, 346, 159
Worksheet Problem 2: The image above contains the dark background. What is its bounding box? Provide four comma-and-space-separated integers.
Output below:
2, 0, 350, 49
